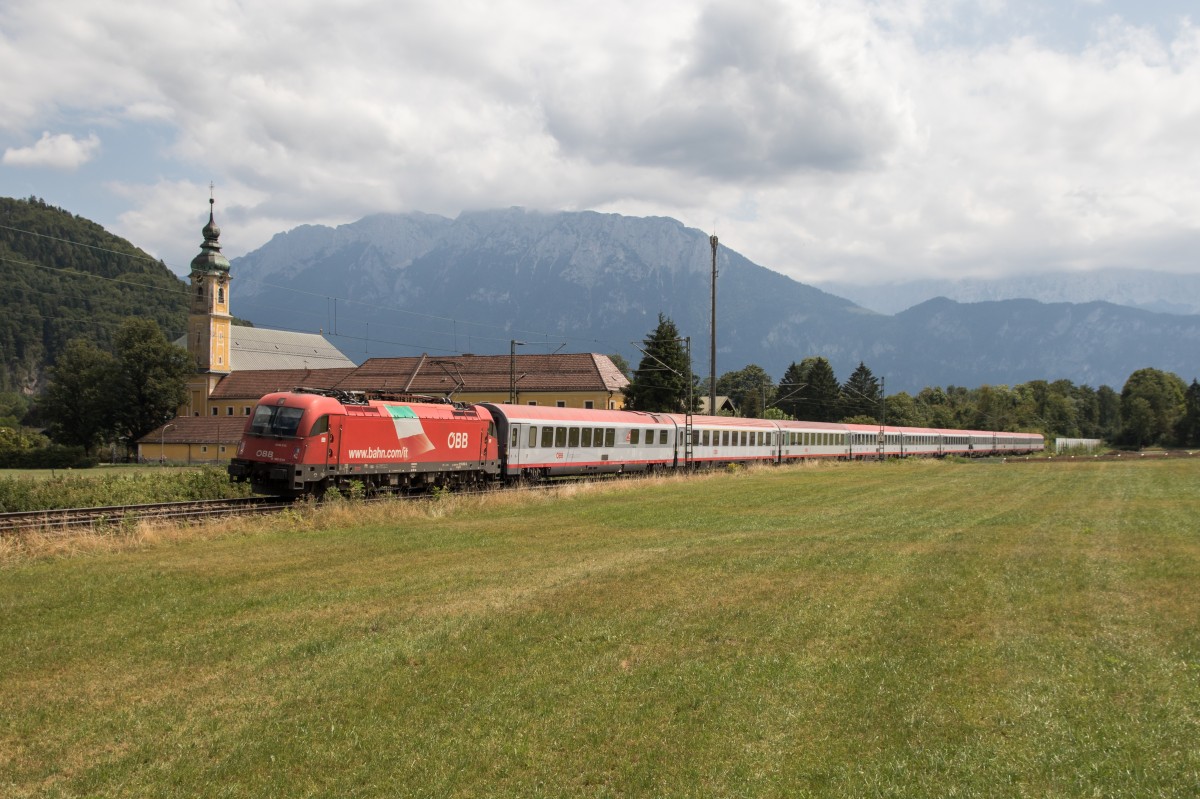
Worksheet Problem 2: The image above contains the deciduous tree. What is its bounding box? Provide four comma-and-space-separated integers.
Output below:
1119, 368, 1186, 447
108, 318, 192, 450
1175, 379, 1200, 447
40, 338, 115, 452
715, 364, 774, 417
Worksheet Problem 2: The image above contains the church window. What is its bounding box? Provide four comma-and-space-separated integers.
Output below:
218, 287, 225, 304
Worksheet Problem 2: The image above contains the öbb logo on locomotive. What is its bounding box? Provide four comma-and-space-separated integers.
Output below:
227, 388, 1045, 498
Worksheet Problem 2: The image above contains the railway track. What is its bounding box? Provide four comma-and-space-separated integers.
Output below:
0, 496, 294, 535
7, 452, 1191, 536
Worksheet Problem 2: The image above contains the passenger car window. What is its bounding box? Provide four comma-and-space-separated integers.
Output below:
568, 428, 580, 447
604, 428, 615, 447
555, 427, 567, 448
582, 428, 592, 447
528, 426, 538, 448
630, 429, 641, 445
541, 427, 554, 448
659, 430, 668, 445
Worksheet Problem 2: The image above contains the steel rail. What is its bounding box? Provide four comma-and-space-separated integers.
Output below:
0, 496, 292, 535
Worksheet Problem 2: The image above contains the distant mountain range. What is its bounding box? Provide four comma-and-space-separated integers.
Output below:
816, 270, 1200, 316
2, 195, 1193, 396
230, 208, 1200, 394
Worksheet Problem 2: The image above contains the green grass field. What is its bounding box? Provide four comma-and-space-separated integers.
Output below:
2, 459, 1198, 797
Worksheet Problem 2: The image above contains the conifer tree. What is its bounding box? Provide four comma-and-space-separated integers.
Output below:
840, 362, 882, 421
774, 361, 809, 420
624, 314, 696, 413
783, 357, 841, 422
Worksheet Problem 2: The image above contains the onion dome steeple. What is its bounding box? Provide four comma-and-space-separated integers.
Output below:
187, 190, 233, 376
190, 196, 231, 274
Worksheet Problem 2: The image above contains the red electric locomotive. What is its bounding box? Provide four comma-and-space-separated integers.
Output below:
227, 388, 499, 497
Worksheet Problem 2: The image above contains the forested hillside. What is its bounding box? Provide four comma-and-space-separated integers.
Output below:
0, 196, 188, 393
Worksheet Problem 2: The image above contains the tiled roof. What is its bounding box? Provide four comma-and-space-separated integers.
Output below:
337, 353, 630, 395
209, 368, 357, 400
138, 416, 245, 445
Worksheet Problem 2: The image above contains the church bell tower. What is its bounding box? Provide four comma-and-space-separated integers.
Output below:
183, 195, 232, 416
187, 196, 232, 374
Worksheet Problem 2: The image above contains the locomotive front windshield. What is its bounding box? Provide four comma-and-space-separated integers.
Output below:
248, 404, 306, 437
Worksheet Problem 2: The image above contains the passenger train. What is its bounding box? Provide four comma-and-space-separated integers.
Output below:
228, 388, 1044, 497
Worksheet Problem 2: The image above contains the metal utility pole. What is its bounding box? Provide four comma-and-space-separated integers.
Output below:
685, 336, 694, 464
709, 233, 718, 415
509, 340, 525, 404
880, 376, 887, 460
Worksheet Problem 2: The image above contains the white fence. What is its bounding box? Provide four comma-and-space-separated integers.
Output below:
1055, 438, 1103, 453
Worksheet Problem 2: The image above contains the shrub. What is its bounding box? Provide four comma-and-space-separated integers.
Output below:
0, 444, 96, 470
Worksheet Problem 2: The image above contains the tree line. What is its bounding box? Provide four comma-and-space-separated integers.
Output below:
2, 311, 1196, 468
621, 314, 1200, 448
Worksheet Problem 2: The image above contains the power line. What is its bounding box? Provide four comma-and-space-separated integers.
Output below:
2, 222, 627, 356
0, 222, 168, 268
0, 254, 190, 297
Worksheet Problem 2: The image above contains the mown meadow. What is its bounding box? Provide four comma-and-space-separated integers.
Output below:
1, 458, 1197, 797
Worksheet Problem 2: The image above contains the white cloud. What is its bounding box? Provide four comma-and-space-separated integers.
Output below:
1, 0, 1199, 285
2, 131, 100, 169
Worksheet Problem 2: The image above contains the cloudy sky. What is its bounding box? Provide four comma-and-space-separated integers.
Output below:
2, 0, 1197, 286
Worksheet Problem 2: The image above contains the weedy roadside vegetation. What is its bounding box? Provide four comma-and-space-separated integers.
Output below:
0, 465, 251, 513
2, 458, 1198, 797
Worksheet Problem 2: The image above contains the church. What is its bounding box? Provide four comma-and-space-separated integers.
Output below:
138, 201, 629, 464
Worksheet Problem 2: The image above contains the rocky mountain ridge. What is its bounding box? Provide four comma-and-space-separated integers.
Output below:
816, 269, 1200, 316
225, 208, 1200, 393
